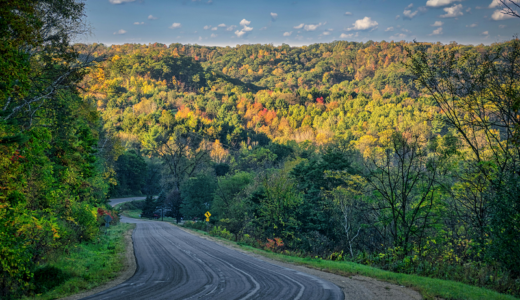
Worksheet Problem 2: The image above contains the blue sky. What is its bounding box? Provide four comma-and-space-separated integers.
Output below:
82, 0, 520, 46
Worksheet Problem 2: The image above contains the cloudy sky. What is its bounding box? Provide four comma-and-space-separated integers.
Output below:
83, 0, 519, 46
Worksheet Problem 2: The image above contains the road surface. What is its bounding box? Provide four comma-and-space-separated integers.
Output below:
109, 196, 146, 207
83, 215, 344, 300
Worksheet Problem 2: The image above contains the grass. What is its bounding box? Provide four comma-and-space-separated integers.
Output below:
117, 210, 519, 300
22, 223, 135, 300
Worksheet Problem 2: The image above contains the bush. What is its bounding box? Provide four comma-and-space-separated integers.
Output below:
183, 221, 208, 231
210, 226, 234, 240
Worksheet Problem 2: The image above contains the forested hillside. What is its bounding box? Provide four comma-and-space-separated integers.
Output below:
78, 38, 520, 296
0, 1, 121, 297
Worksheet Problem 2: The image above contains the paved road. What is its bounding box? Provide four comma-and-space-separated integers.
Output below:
83, 216, 343, 300
109, 196, 146, 207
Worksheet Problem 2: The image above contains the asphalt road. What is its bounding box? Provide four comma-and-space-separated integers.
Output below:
83, 215, 344, 300
109, 196, 146, 207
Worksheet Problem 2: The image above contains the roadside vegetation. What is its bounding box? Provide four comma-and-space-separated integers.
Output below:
0, 1, 131, 298
22, 223, 134, 300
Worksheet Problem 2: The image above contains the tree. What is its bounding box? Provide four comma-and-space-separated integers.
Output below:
211, 172, 254, 240
180, 173, 216, 220
407, 38, 520, 273
499, 0, 520, 19
157, 129, 212, 192
327, 173, 366, 258
362, 131, 444, 255
141, 195, 157, 218
1, 0, 91, 129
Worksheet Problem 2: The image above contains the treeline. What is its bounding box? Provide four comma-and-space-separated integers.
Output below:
0, 1, 121, 297
84, 36, 520, 296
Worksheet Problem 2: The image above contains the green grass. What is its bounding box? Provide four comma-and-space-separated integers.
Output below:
22, 223, 135, 300
117, 211, 519, 300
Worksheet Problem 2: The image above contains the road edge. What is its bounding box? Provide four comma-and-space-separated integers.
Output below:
58, 224, 137, 300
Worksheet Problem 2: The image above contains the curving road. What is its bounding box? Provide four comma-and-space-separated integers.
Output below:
83, 216, 344, 300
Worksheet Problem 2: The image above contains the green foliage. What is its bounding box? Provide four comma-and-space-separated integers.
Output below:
111, 150, 147, 197
180, 173, 216, 220
141, 195, 157, 218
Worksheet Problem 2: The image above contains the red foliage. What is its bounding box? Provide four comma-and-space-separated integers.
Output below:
10, 150, 25, 162
97, 207, 105, 216
264, 237, 284, 251
316, 97, 324, 104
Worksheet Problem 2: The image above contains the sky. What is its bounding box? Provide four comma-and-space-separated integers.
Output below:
82, 0, 520, 46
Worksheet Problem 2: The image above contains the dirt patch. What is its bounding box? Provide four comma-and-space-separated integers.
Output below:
59, 225, 137, 300
174, 225, 422, 300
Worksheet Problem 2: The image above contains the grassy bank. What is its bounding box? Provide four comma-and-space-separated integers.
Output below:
22, 223, 135, 300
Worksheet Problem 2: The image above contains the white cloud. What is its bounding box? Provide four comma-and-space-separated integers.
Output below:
169, 23, 181, 29
148, 15, 158, 20
431, 21, 444, 26
113, 29, 126, 35
430, 27, 443, 35
489, 0, 501, 8
482, 31, 489, 35
294, 23, 305, 29
396, 15, 401, 19
466, 7, 471, 12
283, 31, 292, 36
235, 30, 246, 37
218, 23, 226, 27
211, 33, 217, 38
239, 19, 251, 26
385, 27, 394, 31
344, 11, 352, 15
406, 3, 414, 9
440, 4, 464, 18
340, 32, 358, 38
323, 31, 331, 35
304, 23, 323, 31
226, 25, 237, 31
211, 27, 218, 30
426, 0, 462, 7
345, 17, 378, 31
402, 28, 412, 33
109, 0, 135, 4
204, 25, 211, 30
134, 22, 144, 25
403, 8, 419, 19
271, 12, 278, 20
491, 9, 515, 20
242, 25, 253, 32
466, 23, 477, 27
499, 24, 507, 28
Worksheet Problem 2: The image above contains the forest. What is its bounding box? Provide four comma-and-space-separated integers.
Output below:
78, 37, 520, 296
1, 0, 519, 298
